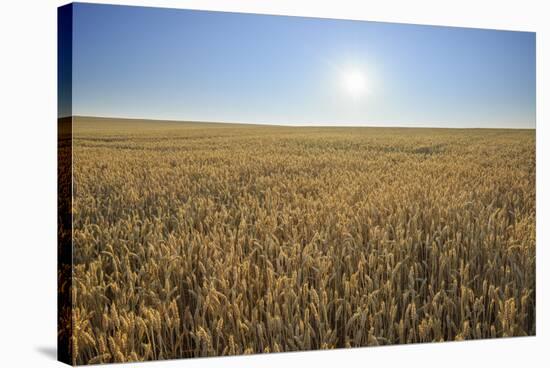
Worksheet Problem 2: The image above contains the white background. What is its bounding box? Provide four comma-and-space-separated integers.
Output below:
0, 0, 547, 366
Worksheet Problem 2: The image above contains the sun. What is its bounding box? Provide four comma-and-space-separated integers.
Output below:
342, 69, 367, 99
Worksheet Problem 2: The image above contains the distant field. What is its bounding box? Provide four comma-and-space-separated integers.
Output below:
71, 116, 536, 364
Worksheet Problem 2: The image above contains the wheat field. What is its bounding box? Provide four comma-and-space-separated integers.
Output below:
68, 116, 535, 365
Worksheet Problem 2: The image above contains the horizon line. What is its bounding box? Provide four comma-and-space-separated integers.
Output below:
63, 115, 536, 130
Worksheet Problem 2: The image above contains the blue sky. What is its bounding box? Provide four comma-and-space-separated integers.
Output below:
71, 3, 536, 128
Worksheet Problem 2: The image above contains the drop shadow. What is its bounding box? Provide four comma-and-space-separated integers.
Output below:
36, 346, 57, 360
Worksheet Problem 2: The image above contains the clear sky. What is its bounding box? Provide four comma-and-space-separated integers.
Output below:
71, 3, 536, 128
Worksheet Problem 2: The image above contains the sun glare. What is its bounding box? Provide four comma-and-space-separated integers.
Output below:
342, 69, 367, 99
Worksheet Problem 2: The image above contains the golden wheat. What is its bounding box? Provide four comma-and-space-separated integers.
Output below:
69, 117, 535, 364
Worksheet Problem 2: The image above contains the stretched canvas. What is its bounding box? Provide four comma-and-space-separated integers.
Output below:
58, 2, 536, 366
